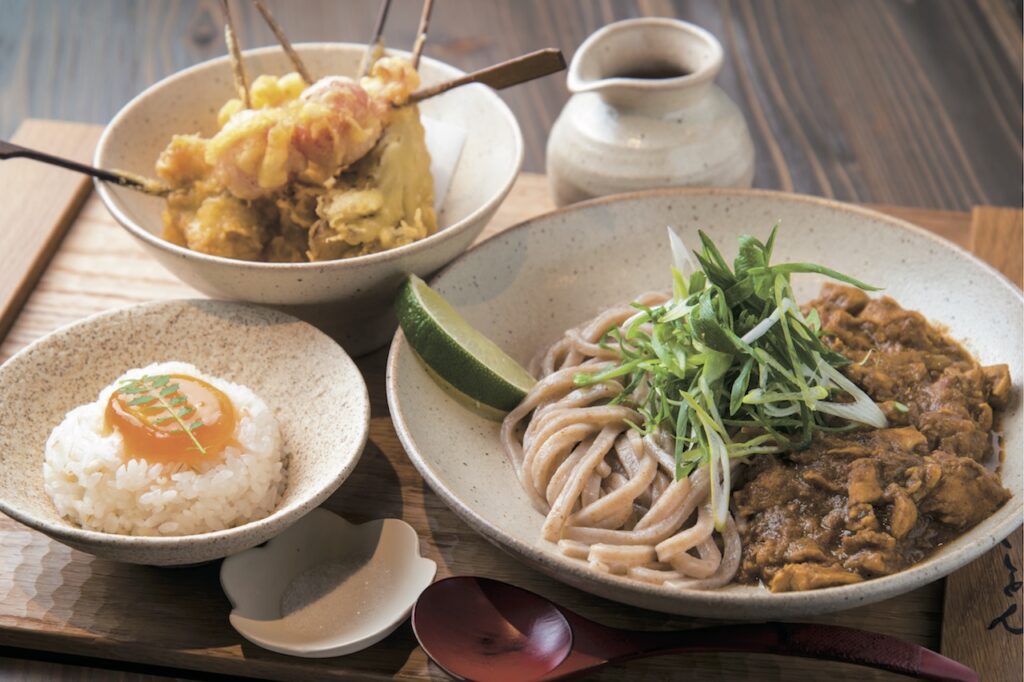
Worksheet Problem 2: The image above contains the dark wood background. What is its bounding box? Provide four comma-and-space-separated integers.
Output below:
1, 0, 1021, 211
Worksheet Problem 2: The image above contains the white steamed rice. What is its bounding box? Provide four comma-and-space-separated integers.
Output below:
44, 361, 285, 536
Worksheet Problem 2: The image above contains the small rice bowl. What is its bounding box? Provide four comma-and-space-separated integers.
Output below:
44, 361, 285, 536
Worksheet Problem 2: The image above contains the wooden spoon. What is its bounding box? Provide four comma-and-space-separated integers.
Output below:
0, 140, 169, 196
411, 576, 979, 682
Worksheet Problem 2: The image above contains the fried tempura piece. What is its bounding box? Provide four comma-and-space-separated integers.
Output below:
217, 72, 308, 127
183, 194, 271, 260
156, 134, 211, 187
201, 57, 421, 201
361, 56, 421, 106
308, 104, 436, 260
154, 56, 434, 263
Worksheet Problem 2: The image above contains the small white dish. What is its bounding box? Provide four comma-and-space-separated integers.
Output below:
220, 508, 436, 658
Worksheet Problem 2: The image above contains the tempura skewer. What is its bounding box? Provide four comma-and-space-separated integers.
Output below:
9, 48, 567, 200
410, 0, 435, 69
253, 0, 313, 83
220, 0, 251, 108
0, 140, 170, 196
24, 42, 565, 201
407, 48, 566, 104
357, 0, 393, 78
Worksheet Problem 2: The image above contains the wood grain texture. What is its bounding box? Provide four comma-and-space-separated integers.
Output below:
942, 527, 1024, 682
0, 655, 197, 682
938, 206, 1024, 682
0, 121, 1019, 681
0, 0, 1020, 210
969, 206, 1024, 288
0, 120, 95, 345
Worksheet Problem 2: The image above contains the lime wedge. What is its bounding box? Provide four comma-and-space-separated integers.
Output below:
396, 274, 536, 413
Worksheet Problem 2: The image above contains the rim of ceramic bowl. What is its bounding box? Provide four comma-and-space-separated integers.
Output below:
220, 510, 437, 657
94, 42, 525, 273
567, 17, 724, 93
386, 187, 1023, 616
0, 299, 371, 550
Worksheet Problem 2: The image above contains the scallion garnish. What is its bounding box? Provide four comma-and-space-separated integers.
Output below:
573, 226, 887, 531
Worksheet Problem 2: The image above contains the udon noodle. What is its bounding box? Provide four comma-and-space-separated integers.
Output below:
501, 292, 742, 590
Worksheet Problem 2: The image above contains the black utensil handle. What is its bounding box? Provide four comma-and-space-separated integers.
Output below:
0, 141, 138, 187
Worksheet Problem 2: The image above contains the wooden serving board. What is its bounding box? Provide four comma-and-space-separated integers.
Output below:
0, 120, 1020, 682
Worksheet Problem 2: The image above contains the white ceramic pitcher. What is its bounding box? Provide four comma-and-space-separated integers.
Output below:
547, 18, 755, 206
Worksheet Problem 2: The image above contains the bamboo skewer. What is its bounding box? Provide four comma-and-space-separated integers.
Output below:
407, 48, 566, 104
0, 44, 566, 199
1, 47, 565, 199
5, 0, 564, 204
253, 0, 313, 83
357, 0, 393, 78
410, 0, 435, 69
0, 141, 170, 196
220, 0, 251, 108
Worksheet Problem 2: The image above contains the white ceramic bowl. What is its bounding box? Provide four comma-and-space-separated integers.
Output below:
95, 43, 524, 355
221, 508, 436, 657
0, 300, 370, 566
387, 188, 1023, 619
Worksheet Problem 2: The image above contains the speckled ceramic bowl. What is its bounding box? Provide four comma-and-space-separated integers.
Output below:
221, 509, 436, 657
0, 300, 370, 566
387, 188, 1023, 619
94, 43, 523, 356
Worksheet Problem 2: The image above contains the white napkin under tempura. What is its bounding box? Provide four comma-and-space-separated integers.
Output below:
422, 117, 467, 214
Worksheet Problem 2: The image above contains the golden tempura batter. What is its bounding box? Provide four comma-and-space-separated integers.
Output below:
154, 56, 436, 263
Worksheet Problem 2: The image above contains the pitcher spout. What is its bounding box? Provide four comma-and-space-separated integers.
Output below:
567, 17, 724, 113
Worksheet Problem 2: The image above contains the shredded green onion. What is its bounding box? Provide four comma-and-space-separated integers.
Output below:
573, 225, 887, 531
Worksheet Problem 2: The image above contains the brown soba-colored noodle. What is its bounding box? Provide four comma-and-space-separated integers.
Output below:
500, 292, 742, 590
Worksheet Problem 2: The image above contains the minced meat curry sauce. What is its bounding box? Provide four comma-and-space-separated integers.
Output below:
733, 284, 1012, 592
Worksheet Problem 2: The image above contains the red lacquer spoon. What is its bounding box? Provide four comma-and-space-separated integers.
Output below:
411, 576, 978, 682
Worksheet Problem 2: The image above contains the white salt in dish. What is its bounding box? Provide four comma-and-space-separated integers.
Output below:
220, 508, 436, 657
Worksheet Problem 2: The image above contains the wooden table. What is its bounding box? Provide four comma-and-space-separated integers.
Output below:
0, 120, 1021, 681
2, 0, 1022, 211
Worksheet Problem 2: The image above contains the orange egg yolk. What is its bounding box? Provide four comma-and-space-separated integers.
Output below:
105, 374, 237, 466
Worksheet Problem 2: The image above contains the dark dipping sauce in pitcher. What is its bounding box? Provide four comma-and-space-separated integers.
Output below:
614, 62, 691, 79
732, 284, 1012, 593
